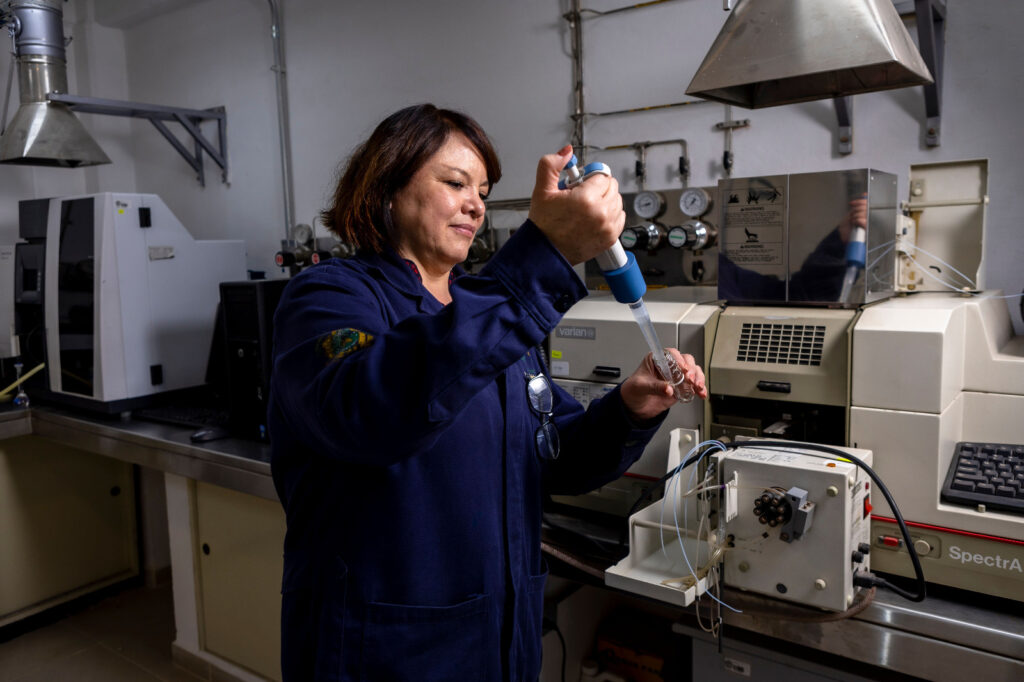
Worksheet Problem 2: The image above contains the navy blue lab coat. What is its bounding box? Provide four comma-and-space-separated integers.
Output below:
269, 220, 664, 681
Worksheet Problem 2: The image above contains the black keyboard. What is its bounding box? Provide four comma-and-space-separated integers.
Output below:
941, 441, 1024, 514
134, 405, 229, 430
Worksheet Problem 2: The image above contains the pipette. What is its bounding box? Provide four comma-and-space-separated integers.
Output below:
559, 156, 694, 403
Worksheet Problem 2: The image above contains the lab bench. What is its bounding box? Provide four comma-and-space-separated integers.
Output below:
0, 406, 282, 682
1, 407, 1022, 682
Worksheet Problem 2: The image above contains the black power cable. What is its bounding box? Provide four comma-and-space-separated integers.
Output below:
542, 616, 567, 682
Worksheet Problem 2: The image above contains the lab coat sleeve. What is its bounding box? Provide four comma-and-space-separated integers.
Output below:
270, 220, 588, 466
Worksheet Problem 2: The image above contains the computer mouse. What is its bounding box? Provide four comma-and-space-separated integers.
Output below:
190, 425, 230, 443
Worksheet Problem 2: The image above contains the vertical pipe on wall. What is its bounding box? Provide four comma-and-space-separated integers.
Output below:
267, 0, 294, 239
567, 0, 585, 162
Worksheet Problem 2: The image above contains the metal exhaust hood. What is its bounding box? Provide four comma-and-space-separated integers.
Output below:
686, 0, 934, 109
0, 0, 110, 167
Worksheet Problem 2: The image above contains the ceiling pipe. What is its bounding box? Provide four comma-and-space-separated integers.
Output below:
267, 0, 294, 240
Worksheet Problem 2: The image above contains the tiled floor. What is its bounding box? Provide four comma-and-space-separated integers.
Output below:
0, 583, 200, 682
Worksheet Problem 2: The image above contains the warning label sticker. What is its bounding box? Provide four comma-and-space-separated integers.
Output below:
723, 182, 786, 269
727, 241, 784, 266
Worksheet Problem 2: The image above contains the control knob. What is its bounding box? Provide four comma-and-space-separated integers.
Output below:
619, 223, 665, 251
331, 242, 356, 259
309, 250, 333, 265
668, 220, 716, 251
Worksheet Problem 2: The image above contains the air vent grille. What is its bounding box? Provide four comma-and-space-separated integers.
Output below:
737, 323, 825, 366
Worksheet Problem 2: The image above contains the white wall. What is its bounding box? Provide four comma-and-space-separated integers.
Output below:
114, 0, 279, 272
2, 0, 1021, 323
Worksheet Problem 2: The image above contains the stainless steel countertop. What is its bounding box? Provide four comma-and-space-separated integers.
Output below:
673, 586, 1024, 680
3, 405, 1021, 679
0, 406, 276, 500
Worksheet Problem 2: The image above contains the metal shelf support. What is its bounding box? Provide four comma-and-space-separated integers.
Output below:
834, 1, 945, 153
835, 96, 853, 155
48, 93, 228, 186
912, 0, 945, 147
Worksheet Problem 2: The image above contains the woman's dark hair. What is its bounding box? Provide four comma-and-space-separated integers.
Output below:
321, 104, 501, 253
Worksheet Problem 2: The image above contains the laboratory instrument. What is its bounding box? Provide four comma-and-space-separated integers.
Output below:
562, 160, 1023, 605
717, 169, 896, 306
850, 293, 1024, 601
703, 294, 1024, 601
548, 291, 718, 516
14, 194, 246, 413
606, 434, 878, 612
584, 187, 720, 290
708, 306, 855, 445
559, 156, 692, 404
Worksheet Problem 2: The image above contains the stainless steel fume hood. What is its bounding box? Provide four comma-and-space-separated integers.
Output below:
686, 0, 934, 109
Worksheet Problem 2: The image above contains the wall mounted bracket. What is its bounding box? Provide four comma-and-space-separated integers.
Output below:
911, 0, 944, 147
835, 96, 853, 155
833, 1, 945, 152
48, 93, 227, 186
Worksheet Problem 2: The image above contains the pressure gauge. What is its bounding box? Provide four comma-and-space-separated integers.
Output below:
633, 191, 666, 220
290, 223, 314, 244
679, 187, 712, 218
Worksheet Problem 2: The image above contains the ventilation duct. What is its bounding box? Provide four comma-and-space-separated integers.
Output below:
686, 0, 933, 109
0, 0, 110, 167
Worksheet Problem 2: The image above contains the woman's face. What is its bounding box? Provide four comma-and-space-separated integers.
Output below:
391, 132, 490, 274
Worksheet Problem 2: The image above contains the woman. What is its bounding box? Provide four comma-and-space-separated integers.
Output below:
268, 104, 707, 681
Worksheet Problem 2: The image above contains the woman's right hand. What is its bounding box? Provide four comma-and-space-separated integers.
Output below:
528, 145, 626, 265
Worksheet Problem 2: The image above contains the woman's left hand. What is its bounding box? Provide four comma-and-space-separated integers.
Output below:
620, 348, 708, 422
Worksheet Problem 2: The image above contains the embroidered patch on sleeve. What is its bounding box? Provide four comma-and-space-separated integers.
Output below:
319, 328, 375, 362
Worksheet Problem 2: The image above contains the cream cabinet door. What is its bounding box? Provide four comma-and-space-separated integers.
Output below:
0, 435, 137, 625
195, 481, 285, 681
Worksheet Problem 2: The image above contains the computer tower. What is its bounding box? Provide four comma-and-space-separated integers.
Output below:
219, 279, 288, 441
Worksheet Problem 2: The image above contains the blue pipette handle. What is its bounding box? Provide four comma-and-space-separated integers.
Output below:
559, 155, 646, 304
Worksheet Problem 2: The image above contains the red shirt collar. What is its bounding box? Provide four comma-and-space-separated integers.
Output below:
403, 259, 457, 286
